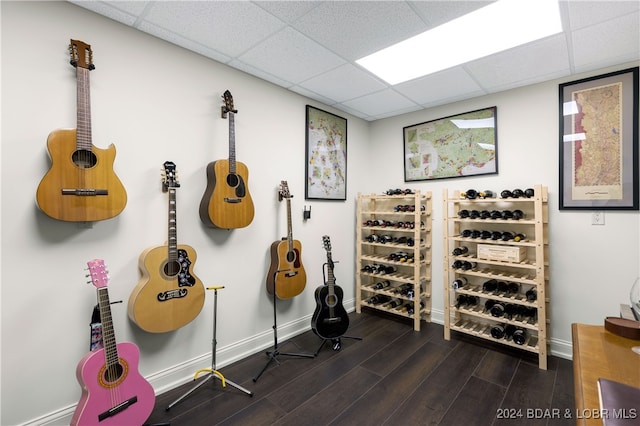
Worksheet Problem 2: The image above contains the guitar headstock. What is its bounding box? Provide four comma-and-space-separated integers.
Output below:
87, 259, 108, 289
69, 39, 95, 70
278, 180, 292, 201
322, 235, 332, 252
221, 90, 238, 118
162, 161, 180, 191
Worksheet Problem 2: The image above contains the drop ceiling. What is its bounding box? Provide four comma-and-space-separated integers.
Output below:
70, 1, 639, 121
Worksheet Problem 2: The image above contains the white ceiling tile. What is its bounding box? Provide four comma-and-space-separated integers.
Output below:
288, 85, 338, 107
408, 1, 495, 27
228, 59, 294, 88
68, 0, 148, 25
254, 1, 322, 24
571, 11, 640, 71
466, 34, 572, 92
238, 27, 346, 84
566, 0, 640, 30
292, 1, 428, 60
394, 67, 485, 106
298, 64, 387, 103
340, 89, 419, 117
141, 1, 286, 57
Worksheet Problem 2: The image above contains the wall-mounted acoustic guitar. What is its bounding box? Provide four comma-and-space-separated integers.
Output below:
312, 236, 349, 339
266, 181, 306, 299
71, 259, 155, 426
128, 161, 205, 333
199, 90, 254, 229
36, 39, 127, 222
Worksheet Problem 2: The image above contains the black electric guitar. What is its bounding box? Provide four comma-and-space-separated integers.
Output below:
311, 235, 349, 339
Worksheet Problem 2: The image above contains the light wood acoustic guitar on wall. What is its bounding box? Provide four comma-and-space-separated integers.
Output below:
36, 39, 127, 222
199, 90, 255, 229
266, 181, 306, 299
127, 161, 205, 333
71, 259, 155, 426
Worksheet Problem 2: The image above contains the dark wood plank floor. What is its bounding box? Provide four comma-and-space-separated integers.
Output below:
146, 310, 574, 426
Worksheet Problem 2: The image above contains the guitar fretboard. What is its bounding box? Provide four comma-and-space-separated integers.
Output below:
97, 287, 119, 367
228, 113, 236, 175
168, 188, 178, 263
76, 67, 92, 151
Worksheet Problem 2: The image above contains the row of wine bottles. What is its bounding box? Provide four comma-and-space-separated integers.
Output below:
366, 234, 422, 246
460, 229, 526, 241
455, 295, 537, 320
393, 204, 426, 212
361, 264, 397, 274
371, 281, 422, 299
363, 219, 424, 229
387, 251, 422, 263
491, 323, 528, 345
365, 295, 424, 314
460, 188, 535, 200
384, 188, 414, 195
452, 277, 537, 301
458, 209, 525, 220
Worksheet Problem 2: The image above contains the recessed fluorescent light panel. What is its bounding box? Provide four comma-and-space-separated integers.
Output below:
356, 0, 562, 85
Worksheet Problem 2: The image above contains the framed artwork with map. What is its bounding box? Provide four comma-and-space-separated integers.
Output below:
403, 107, 498, 182
559, 67, 638, 210
305, 105, 347, 200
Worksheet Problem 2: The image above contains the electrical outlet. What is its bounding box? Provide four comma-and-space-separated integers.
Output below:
592, 211, 605, 225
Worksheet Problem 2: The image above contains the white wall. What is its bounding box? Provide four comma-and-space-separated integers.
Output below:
2, 2, 639, 425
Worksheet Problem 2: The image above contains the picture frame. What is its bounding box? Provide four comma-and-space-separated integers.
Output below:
559, 67, 639, 210
403, 106, 498, 182
305, 105, 347, 200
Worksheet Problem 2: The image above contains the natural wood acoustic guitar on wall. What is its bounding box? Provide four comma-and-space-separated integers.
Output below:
199, 90, 254, 229
127, 161, 205, 333
36, 39, 127, 222
266, 181, 306, 299
71, 259, 155, 426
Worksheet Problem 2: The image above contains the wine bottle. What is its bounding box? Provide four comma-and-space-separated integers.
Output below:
373, 280, 390, 289
489, 301, 505, 317
512, 189, 524, 198
480, 230, 492, 239
458, 209, 470, 218
470, 230, 482, 239
469, 210, 481, 219
502, 210, 514, 220
460, 261, 476, 270
367, 234, 379, 242
462, 189, 478, 199
479, 190, 496, 199
513, 233, 526, 242
480, 210, 491, 219
490, 210, 502, 219
452, 277, 468, 289
452, 246, 469, 256
501, 231, 514, 241
490, 324, 506, 339
525, 288, 537, 301
512, 328, 527, 345
500, 189, 513, 199
524, 188, 535, 198
491, 231, 502, 240
482, 279, 498, 292
512, 209, 525, 220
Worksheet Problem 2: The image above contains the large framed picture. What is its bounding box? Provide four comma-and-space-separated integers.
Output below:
403, 107, 497, 181
305, 105, 347, 200
559, 67, 639, 210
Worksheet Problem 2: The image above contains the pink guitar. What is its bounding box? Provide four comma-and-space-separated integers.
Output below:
71, 259, 155, 426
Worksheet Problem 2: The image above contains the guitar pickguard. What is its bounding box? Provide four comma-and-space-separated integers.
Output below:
176, 249, 196, 287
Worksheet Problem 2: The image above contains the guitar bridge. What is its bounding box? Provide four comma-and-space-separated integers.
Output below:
62, 188, 108, 196
98, 396, 138, 421
223, 197, 241, 203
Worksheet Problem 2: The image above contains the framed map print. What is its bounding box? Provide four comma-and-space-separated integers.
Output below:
559, 67, 638, 210
305, 106, 347, 200
403, 107, 497, 181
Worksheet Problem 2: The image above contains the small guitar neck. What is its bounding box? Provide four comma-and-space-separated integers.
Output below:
228, 113, 236, 175
97, 287, 119, 367
286, 197, 293, 251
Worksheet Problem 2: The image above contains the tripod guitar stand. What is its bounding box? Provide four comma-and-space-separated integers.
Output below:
252, 288, 314, 382
167, 286, 252, 411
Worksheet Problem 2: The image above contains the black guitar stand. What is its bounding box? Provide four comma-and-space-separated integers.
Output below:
313, 261, 362, 357
166, 286, 252, 411
253, 288, 314, 382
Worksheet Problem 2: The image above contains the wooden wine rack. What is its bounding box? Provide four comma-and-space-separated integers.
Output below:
443, 185, 549, 369
356, 191, 432, 331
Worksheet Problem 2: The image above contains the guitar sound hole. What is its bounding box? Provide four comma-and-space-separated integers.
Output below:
72, 149, 97, 168
286, 251, 296, 263
164, 260, 181, 277
226, 173, 239, 188
104, 363, 124, 383
325, 294, 337, 307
